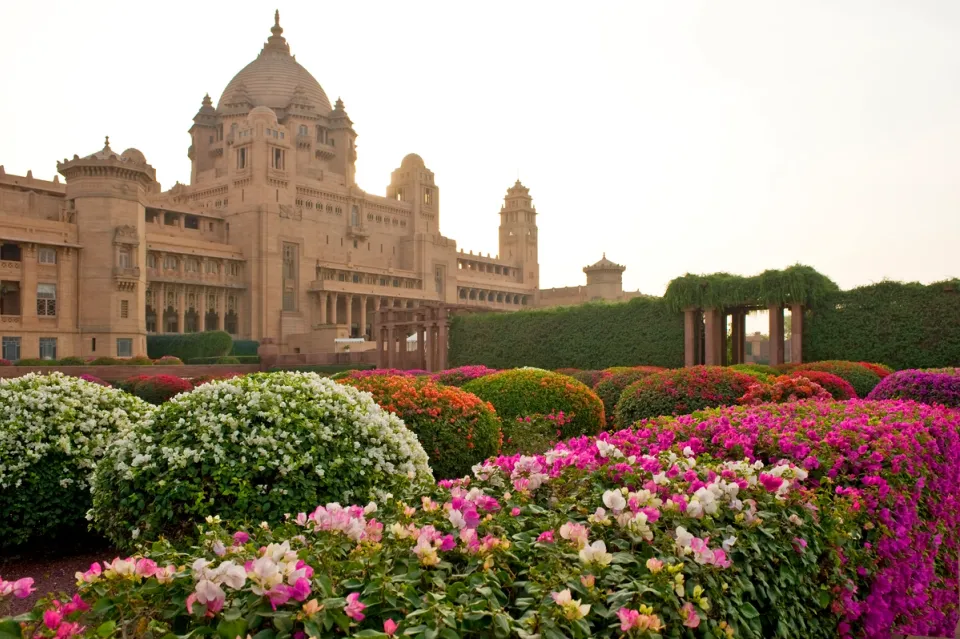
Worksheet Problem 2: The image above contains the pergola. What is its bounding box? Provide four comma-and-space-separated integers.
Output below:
665, 266, 838, 368
371, 303, 493, 372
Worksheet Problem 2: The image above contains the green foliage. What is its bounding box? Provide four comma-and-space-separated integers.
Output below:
188, 355, 259, 364
804, 280, 960, 369
663, 264, 839, 312
146, 331, 233, 362
269, 364, 376, 374
13, 358, 50, 366
229, 339, 260, 356
89, 357, 122, 366
55, 356, 86, 366
593, 368, 664, 426
340, 376, 502, 480
730, 363, 779, 377
449, 297, 683, 369
463, 369, 605, 438
90, 372, 432, 548
124, 355, 154, 366
614, 366, 755, 427
0, 373, 154, 547
153, 356, 184, 365
792, 360, 881, 398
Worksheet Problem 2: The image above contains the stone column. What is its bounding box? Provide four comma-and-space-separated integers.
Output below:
386, 324, 395, 368
330, 293, 339, 325
359, 295, 367, 339
176, 287, 185, 334
437, 311, 449, 371
790, 303, 803, 365
21, 244, 37, 329
157, 283, 166, 334
318, 293, 327, 325
684, 309, 698, 367
345, 294, 353, 336
768, 304, 785, 366
703, 308, 723, 366
417, 323, 426, 370
216, 289, 224, 331
375, 322, 384, 367
198, 286, 207, 332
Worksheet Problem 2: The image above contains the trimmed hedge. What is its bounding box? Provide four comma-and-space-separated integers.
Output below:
614, 366, 755, 427
664, 264, 838, 312
13, 358, 49, 366
56, 356, 86, 366
792, 360, 881, 397
153, 356, 184, 366
146, 331, 232, 362
188, 355, 259, 364
229, 339, 260, 356
340, 376, 502, 479
268, 364, 376, 375
463, 368, 605, 439
449, 296, 683, 369
804, 280, 960, 369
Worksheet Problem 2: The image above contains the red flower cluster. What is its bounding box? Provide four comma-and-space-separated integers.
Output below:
788, 370, 857, 399
739, 375, 832, 405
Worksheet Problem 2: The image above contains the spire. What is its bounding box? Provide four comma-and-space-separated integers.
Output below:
263, 9, 289, 54
201, 93, 212, 108
104, 136, 111, 149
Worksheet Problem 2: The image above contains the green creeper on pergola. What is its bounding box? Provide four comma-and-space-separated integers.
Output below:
664, 265, 839, 367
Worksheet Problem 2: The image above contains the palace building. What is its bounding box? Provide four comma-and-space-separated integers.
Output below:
0, 12, 636, 362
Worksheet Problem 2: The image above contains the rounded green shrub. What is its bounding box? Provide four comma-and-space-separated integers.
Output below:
614, 365, 755, 427
56, 356, 86, 366
14, 358, 50, 366
462, 368, 604, 438
89, 357, 121, 366
791, 360, 881, 397
593, 367, 664, 426
0, 373, 154, 547
569, 369, 609, 387
123, 355, 154, 366
730, 363, 779, 377
90, 371, 432, 547
215, 355, 241, 364
146, 331, 233, 362
341, 376, 501, 479
153, 355, 184, 365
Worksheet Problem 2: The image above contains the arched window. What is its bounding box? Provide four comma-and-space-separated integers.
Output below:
350, 205, 360, 226
298, 125, 308, 136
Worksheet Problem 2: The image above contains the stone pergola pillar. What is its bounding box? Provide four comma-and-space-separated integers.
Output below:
768, 304, 785, 366
729, 309, 746, 365
790, 303, 803, 364
684, 309, 699, 367
704, 308, 724, 366
385, 324, 395, 368
437, 309, 449, 370
417, 321, 426, 370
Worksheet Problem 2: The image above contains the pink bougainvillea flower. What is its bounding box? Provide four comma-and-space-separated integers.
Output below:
681, 602, 701, 628
43, 608, 63, 630
233, 531, 250, 545
384, 619, 399, 636
617, 607, 641, 631
344, 592, 366, 621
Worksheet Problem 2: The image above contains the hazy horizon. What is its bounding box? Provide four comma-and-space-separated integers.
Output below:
1, 1, 956, 299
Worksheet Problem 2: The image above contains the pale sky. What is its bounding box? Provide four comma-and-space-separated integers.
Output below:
1, 1, 957, 298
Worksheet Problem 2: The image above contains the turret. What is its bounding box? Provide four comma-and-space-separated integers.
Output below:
328, 98, 358, 186
498, 180, 539, 287
387, 153, 439, 234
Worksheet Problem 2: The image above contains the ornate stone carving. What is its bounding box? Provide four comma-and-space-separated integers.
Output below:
113, 225, 140, 246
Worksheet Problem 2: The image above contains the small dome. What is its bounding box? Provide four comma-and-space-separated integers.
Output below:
121, 148, 146, 164
584, 253, 626, 272
248, 105, 278, 124
84, 136, 122, 161
401, 153, 425, 168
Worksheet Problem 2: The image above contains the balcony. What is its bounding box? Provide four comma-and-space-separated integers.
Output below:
347, 224, 369, 240
296, 134, 312, 149
0, 260, 22, 279
113, 266, 140, 292
315, 142, 336, 160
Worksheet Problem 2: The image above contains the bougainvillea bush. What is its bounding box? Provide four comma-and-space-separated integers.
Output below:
857, 362, 893, 379
89, 372, 433, 548
0, 358, 11, 366
569, 369, 610, 388
614, 366, 755, 428
594, 368, 665, 426
791, 361, 881, 398
429, 365, 498, 387
0, 373, 154, 547
788, 370, 857, 400
3, 449, 860, 638
77, 374, 111, 387
340, 376, 502, 479
463, 368, 605, 439
738, 375, 831, 405
624, 400, 960, 637
333, 368, 423, 381
500, 411, 574, 456
130, 374, 194, 405
866, 369, 960, 408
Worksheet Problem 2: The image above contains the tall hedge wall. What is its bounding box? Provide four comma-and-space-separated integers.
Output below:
449, 297, 683, 369
804, 280, 960, 370
146, 331, 233, 362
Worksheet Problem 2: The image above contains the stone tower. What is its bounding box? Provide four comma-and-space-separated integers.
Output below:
583, 254, 627, 301
57, 139, 157, 357
498, 180, 539, 291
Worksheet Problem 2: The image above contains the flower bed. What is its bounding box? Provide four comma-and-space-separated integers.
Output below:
0, 373, 154, 547
791, 361, 882, 397
788, 370, 857, 399
4, 449, 860, 638
738, 375, 831, 405
463, 368, 605, 438
89, 372, 432, 549
332, 368, 424, 380
593, 400, 958, 637
429, 365, 498, 387
340, 376, 502, 479
614, 366, 755, 427
866, 369, 960, 407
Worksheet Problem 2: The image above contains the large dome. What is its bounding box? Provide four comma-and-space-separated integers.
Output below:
217, 12, 331, 114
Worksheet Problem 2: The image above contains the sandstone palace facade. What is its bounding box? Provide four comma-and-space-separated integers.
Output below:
0, 13, 638, 361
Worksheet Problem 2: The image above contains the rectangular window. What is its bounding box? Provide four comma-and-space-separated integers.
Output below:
435, 265, 445, 294
120, 299, 129, 319
164, 256, 178, 270
205, 261, 219, 274
352, 274, 360, 283
186, 258, 199, 272
164, 212, 178, 226
338, 273, 346, 282
36, 283, 56, 316
39, 337, 56, 360
184, 215, 199, 230
423, 188, 433, 205
147, 253, 156, 268
282, 243, 297, 280
392, 278, 399, 288
237, 147, 247, 169
118, 247, 132, 268
229, 262, 240, 276
272, 148, 285, 170
38, 247, 57, 264
1, 336, 21, 361
116, 338, 133, 358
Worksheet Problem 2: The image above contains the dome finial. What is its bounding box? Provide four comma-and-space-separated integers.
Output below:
275, 9, 280, 26
104, 135, 110, 148
264, 8, 288, 52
